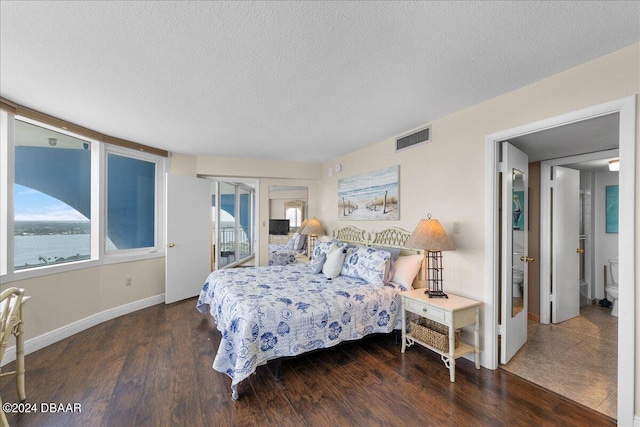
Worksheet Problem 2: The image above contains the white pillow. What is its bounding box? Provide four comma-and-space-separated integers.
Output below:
392, 254, 423, 289
323, 245, 347, 279
318, 235, 332, 243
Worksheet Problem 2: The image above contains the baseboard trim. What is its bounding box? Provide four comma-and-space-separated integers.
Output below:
1, 294, 165, 367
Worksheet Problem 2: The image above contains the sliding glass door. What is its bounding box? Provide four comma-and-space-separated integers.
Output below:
212, 180, 255, 269
238, 186, 253, 260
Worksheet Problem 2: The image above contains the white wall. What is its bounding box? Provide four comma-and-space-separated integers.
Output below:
594, 171, 620, 298
4, 258, 164, 342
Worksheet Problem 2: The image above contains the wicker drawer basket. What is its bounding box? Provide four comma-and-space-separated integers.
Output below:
410, 317, 461, 353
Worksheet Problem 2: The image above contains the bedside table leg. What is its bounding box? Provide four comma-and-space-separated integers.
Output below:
401, 305, 406, 353
449, 327, 455, 382
474, 307, 480, 369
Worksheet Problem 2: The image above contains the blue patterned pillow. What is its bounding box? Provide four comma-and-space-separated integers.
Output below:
340, 247, 391, 284
370, 247, 400, 283
310, 252, 326, 274
372, 246, 401, 261
312, 240, 346, 262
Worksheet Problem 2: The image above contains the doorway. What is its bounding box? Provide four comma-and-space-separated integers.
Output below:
483, 96, 636, 424
500, 148, 620, 417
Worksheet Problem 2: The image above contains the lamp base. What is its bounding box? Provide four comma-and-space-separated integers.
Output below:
424, 290, 448, 298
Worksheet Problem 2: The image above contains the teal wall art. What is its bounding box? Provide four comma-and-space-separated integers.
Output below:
606, 185, 618, 233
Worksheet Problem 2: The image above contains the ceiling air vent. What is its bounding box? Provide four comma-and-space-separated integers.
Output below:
396, 125, 431, 152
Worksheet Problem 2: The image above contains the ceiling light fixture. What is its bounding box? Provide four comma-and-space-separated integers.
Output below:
609, 159, 619, 172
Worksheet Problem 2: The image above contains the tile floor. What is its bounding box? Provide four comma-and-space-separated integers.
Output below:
501, 304, 618, 419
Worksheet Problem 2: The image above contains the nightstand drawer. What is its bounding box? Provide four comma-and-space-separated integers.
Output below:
405, 298, 446, 322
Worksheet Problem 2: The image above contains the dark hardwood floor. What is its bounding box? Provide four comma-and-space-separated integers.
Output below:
1, 298, 615, 426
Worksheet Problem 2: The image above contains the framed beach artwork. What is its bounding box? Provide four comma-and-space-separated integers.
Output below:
606, 185, 618, 233
338, 165, 399, 220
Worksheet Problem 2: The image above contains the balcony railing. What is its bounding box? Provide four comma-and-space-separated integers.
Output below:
218, 226, 252, 267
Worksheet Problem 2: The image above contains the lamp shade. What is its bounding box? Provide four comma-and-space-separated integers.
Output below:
300, 217, 324, 236
405, 216, 456, 251
298, 218, 309, 232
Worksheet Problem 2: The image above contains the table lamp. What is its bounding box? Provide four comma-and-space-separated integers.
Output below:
299, 217, 325, 259
405, 214, 456, 298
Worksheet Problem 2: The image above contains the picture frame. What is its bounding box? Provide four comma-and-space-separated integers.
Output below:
338, 165, 399, 220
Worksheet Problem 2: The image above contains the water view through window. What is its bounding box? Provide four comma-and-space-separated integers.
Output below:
13, 119, 91, 270
14, 220, 90, 270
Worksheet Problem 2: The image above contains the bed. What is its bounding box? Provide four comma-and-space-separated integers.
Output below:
196, 226, 425, 399
268, 232, 307, 265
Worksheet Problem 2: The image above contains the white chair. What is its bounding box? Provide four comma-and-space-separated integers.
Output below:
0, 288, 26, 427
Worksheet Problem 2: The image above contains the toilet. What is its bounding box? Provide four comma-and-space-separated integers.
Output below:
606, 258, 619, 317
512, 267, 524, 298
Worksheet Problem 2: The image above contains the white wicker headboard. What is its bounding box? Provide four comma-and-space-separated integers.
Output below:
332, 226, 426, 289
332, 226, 367, 245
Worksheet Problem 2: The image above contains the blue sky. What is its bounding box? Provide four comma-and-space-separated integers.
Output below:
14, 184, 88, 221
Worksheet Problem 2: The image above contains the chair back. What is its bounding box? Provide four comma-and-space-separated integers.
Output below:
0, 288, 24, 364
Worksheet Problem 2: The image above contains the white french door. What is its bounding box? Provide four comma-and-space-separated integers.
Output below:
550, 166, 580, 323
500, 142, 530, 364
165, 173, 212, 304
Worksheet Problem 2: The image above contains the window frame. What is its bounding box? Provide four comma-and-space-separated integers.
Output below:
103, 145, 165, 260
212, 180, 255, 269
0, 112, 165, 283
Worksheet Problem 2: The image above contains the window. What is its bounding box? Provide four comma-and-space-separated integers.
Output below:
284, 200, 305, 228
13, 119, 91, 270
0, 109, 165, 278
106, 153, 156, 251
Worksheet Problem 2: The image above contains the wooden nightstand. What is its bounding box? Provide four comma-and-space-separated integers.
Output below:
400, 289, 480, 382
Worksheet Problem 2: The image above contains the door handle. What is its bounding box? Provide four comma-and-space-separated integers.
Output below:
168, 243, 175, 248
576, 248, 584, 254
520, 256, 535, 262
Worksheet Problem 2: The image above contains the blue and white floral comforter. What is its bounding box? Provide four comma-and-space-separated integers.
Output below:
268, 244, 297, 266
196, 264, 405, 398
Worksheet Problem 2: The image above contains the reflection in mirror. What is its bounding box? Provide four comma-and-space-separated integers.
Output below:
269, 186, 308, 233
284, 200, 305, 228
219, 182, 236, 268
512, 168, 525, 318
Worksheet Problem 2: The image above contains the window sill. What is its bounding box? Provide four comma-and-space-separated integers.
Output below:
103, 250, 164, 265
0, 251, 165, 284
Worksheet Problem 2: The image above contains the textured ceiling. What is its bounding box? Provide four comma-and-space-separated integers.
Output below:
1, 1, 638, 163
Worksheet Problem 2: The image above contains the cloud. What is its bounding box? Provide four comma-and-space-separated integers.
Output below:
15, 206, 88, 221
14, 184, 88, 221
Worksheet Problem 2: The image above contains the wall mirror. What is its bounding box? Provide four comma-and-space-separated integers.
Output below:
512, 168, 526, 318
268, 186, 308, 233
